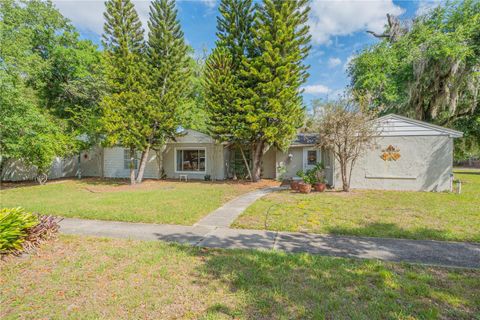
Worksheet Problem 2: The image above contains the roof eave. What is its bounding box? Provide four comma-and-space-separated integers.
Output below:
376, 114, 464, 138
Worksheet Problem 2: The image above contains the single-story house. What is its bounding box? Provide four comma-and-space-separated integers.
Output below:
3, 114, 463, 192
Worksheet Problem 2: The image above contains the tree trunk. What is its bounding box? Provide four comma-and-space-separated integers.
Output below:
136, 144, 150, 184
155, 145, 167, 179
347, 158, 357, 193
129, 147, 136, 185
0, 157, 9, 182
251, 141, 265, 182
340, 159, 349, 192
239, 146, 253, 182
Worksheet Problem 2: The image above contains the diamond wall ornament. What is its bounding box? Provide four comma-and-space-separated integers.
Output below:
380, 145, 401, 161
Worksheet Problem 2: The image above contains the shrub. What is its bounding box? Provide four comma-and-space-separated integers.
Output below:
296, 162, 325, 185
0, 207, 60, 255
0, 207, 38, 254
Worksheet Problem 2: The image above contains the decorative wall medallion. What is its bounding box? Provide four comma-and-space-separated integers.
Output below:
380, 145, 401, 161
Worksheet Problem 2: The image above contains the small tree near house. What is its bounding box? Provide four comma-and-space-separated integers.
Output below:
315, 98, 378, 192
101, 0, 150, 185
135, 0, 191, 184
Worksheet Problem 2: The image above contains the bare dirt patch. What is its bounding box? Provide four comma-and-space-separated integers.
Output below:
0, 178, 69, 190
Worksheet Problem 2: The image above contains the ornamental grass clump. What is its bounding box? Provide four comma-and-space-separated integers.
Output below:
0, 207, 60, 255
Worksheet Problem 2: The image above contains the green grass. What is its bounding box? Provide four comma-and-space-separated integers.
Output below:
1, 235, 479, 319
0, 179, 261, 225
233, 169, 480, 242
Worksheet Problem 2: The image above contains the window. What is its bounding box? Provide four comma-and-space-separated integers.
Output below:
307, 150, 317, 165
176, 149, 206, 172
124, 149, 139, 170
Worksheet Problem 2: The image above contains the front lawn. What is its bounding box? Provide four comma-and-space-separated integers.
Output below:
0, 179, 277, 225
1, 235, 479, 319
233, 169, 480, 242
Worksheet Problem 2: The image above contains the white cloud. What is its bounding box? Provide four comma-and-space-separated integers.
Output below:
328, 57, 341, 68
201, 0, 216, 9
308, 0, 404, 44
416, 0, 443, 16
52, 0, 216, 36
302, 84, 331, 95
310, 48, 325, 57
343, 54, 356, 70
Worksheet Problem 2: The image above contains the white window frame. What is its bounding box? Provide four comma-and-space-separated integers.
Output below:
123, 149, 139, 170
303, 147, 321, 171
174, 147, 207, 174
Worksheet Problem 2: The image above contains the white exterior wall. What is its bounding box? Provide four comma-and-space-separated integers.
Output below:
79, 146, 103, 177
103, 147, 159, 179
1, 157, 78, 181
335, 135, 454, 191
98, 129, 226, 180
162, 143, 225, 180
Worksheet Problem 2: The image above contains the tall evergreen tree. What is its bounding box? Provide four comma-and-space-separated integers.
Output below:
205, 0, 255, 179
204, 48, 238, 140
241, 0, 311, 181
101, 0, 150, 185
216, 0, 254, 66
135, 0, 191, 183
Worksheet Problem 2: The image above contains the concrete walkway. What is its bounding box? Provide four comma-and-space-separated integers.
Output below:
195, 187, 283, 227
60, 218, 480, 269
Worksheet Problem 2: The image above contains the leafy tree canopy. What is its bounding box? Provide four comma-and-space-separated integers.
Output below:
349, 0, 479, 159
0, 0, 103, 180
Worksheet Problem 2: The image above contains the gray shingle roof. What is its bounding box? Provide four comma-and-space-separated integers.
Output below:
292, 133, 319, 145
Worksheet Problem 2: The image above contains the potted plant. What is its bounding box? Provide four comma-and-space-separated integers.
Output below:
296, 163, 326, 193
296, 170, 314, 194
290, 177, 302, 190
298, 181, 312, 193
313, 179, 327, 192
312, 163, 327, 192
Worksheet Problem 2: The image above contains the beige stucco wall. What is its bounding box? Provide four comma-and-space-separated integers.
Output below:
273, 147, 335, 185
261, 147, 276, 179
335, 135, 454, 191
275, 147, 304, 179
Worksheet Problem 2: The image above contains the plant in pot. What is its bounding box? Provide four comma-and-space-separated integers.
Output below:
290, 180, 300, 191
312, 163, 327, 192
296, 170, 314, 194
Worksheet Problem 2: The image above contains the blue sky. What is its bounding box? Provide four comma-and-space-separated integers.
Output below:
53, 0, 439, 108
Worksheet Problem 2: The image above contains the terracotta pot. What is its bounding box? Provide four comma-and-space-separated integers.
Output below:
298, 182, 312, 194
313, 182, 326, 192
290, 180, 300, 191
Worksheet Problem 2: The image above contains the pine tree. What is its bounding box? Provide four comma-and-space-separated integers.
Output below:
101, 0, 150, 185
205, 0, 255, 179
242, 0, 311, 181
204, 48, 238, 139
134, 0, 191, 183
216, 0, 255, 66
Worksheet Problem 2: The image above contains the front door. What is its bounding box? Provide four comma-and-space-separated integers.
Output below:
303, 148, 320, 171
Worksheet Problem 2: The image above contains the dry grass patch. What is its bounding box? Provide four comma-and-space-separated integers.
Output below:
0, 178, 280, 225
1, 235, 479, 319
233, 169, 480, 242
